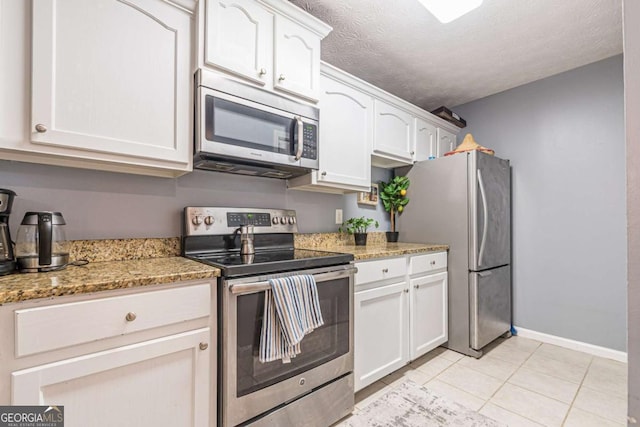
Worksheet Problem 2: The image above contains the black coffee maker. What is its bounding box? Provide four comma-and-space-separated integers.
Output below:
0, 188, 17, 275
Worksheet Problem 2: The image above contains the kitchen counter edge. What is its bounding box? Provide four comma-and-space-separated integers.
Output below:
0, 257, 220, 305
299, 242, 449, 261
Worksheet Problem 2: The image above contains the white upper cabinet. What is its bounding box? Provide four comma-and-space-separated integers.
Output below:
201, 0, 330, 102
437, 128, 457, 157
287, 64, 372, 193
273, 15, 321, 100
27, 0, 194, 176
372, 100, 415, 165
414, 118, 438, 162
204, 0, 273, 86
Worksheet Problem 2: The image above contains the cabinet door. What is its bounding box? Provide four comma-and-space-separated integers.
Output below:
0, 0, 29, 147
354, 281, 409, 392
315, 74, 372, 189
204, 0, 273, 86
12, 328, 210, 427
31, 0, 192, 167
414, 118, 437, 162
373, 100, 414, 162
273, 15, 321, 101
410, 272, 448, 360
436, 128, 457, 157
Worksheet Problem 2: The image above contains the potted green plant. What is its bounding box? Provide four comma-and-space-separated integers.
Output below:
339, 216, 379, 246
379, 176, 410, 242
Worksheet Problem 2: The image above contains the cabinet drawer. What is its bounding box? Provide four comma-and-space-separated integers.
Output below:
355, 257, 407, 286
15, 283, 211, 357
409, 252, 447, 275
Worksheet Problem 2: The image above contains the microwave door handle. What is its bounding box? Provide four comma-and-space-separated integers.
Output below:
294, 116, 303, 160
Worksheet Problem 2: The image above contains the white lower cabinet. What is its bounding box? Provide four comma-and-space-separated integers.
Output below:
354, 252, 448, 392
354, 281, 409, 391
12, 329, 210, 427
409, 272, 448, 360
0, 281, 215, 426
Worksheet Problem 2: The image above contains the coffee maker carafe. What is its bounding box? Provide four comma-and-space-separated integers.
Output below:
15, 211, 69, 272
0, 189, 17, 275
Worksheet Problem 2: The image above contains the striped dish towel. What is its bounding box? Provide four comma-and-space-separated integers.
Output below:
259, 274, 324, 363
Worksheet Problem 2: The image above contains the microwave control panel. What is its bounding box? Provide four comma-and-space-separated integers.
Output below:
301, 123, 317, 160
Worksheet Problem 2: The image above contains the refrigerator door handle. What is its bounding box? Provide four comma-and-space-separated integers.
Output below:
477, 169, 489, 267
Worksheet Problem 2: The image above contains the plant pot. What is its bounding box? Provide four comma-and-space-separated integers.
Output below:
386, 231, 399, 243
354, 233, 367, 246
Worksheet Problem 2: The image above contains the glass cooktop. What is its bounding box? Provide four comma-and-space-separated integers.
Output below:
191, 248, 353, 277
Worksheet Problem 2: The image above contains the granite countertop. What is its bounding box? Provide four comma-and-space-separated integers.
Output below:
294, 232, 448, 261
0, 257, 220, 306
306, 242, 448, 261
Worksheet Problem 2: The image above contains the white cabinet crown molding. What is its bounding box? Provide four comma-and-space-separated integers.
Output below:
321, 61, 460, 134
258, 0, 331, 37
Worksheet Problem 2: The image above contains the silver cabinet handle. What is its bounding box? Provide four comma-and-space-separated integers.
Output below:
125, 312, 137, 322
294, 116, 303, 161
259, 68, 267, 76
278, 74, 286, 81
35, 124, 47, 133
199, 342, 209, 351
382, 268, 389, 273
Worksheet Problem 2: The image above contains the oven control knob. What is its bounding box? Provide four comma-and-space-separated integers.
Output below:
204, 216, 215, 225
280, 217, 287, 225
288, 217, 295, 225
192, 216, 203, 226
272, 217, 279, 225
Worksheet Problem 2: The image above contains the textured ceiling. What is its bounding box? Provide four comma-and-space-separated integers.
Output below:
289, 0, 622, 111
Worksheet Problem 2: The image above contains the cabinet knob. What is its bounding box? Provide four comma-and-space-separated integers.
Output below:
125, 312, 137, 322
404, 289, 409, 293
321, 171, 327, 177
382, 268, 389, 273
411, 151, 415, 155
259, 68, 267, 76
35, 124, 47, 133
430, 260, 436, 266
414, 285, 419, 289
199, 342, 209, 351
278, 74, 286, 81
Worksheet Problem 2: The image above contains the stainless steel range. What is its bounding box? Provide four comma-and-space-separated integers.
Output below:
182, 207, 355, 427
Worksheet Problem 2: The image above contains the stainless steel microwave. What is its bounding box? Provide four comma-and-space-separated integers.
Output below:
194, 70, 319, 179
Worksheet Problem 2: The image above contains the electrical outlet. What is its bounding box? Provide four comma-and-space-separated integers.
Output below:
335, 209, 343, 224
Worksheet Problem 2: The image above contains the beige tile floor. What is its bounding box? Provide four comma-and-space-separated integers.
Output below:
346, 336, 627, 426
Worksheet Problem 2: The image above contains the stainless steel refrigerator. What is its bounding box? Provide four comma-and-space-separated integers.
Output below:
397, 151, 511, 358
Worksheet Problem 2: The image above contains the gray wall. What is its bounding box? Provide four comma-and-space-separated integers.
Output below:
454, 55, 627, 351
0, 160, 391, 240
343, 167, 393, 231
625, 0, 640, 419
0, 160, 346, 239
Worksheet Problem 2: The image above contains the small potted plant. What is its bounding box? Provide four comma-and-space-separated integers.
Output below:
379, 176, 410, 242
339, 216, 379, 246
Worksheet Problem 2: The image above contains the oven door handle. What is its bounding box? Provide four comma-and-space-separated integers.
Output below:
229, 266, 357, 295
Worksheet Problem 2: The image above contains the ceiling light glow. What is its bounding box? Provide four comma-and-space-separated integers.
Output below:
418, 0, 483, 23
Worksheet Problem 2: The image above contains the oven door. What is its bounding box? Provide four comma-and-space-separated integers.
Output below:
196, 84, 319, 171
220, 264, 355, 427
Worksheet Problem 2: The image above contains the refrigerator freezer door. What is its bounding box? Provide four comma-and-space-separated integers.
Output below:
469, 151, 511, 271
469, 265, 511, 350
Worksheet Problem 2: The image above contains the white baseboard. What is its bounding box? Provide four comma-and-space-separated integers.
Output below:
513, 326, 627, 363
